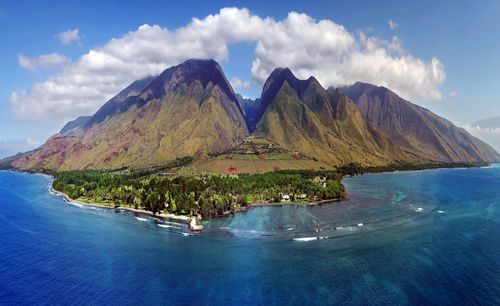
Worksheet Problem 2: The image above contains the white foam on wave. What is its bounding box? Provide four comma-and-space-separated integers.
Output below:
293, 237, 318, 241
293, 236, 330, 242
157, 223, 181, 229
415, 207, 424, 212
438, 210, 445, 214
63, 199, 84, 208
286, 227, 294, 231
181, 232, 193, 237
135, 217, 148, 222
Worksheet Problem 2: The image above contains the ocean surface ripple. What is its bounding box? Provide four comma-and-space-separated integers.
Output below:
1, 167, 500, 305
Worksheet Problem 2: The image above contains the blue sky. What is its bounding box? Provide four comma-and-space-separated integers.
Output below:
1, 0, 500, 156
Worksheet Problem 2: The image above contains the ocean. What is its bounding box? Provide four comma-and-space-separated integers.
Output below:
1, 166, 500, 305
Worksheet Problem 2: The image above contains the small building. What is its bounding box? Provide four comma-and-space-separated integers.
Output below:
298, 194, 307, 199
282, 194, 290, 201
225, 166, 239, 175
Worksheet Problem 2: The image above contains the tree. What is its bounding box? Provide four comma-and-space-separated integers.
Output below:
199, 195, 212, 217
145, 192, 164, 215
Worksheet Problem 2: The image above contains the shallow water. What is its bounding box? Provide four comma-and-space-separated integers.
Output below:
1, 167, 500, 305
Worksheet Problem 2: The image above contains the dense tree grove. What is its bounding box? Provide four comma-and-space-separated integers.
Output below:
52, 169, 346, 218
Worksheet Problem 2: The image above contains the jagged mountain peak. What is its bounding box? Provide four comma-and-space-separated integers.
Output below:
84, 59, 243, 129
250, 67, 324, 131
145, 59, 234, 99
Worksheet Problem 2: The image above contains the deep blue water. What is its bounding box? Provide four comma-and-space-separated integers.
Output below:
1, 167, 500, 305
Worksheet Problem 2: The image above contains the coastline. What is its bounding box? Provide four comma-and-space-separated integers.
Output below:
50, 187, 190, 223
51, 185, 344, 220
3, 163, 490, 233
246, 198, 343, 209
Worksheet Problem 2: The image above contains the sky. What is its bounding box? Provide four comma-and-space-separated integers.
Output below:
1, 0, 500, 157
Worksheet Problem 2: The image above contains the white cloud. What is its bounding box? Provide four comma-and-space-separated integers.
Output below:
465, 125, 500, 151
389, 20, 398, 30
466, 125, 500, 134
0, 136, 40, 158
18, 53, 71, 71
26, 137, 40, 146
449, 90, 457, 98
56, 28, 81, 46
250, 13, 445, 100
230, 77, 253, 91
11, 7, 446, 122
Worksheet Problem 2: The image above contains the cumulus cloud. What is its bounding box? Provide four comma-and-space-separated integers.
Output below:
56, 28, 81, 46
18, 53, 71, 71
230, 77, 253, 90
11, 7, 446, 122
389, 20, 398, 30
250, 13, 445, 100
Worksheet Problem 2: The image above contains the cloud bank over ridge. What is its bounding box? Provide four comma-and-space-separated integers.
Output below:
11, 7, 446, 122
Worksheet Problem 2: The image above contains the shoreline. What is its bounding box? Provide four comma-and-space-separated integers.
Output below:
207, 198, 345, 218
50, 187, 190, 223
2, 163, 491, 233
246, 198, 343, 209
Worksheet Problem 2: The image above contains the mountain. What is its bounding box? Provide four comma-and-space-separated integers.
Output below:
12, 59, 248, 170
235, 94, 260, 131
7, 60, 499, 171
83, 76, 157, 129
60, 76, 158, 137
59, 116, 91, 135
472, 116, 500, 129
339, 82, 499, 163
252, 68, 406, 165
466, 116, 500, 153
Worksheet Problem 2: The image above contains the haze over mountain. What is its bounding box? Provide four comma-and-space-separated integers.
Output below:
5, 59, 499, 171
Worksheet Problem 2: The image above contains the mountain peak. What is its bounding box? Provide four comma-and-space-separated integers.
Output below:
263, 67, 298, 93
249, 67, 328, 132
146, 58, 234, 99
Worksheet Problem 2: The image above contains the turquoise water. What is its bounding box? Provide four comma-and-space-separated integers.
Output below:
1, 167, 500, 305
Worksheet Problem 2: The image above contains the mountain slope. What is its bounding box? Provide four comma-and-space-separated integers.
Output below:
253, 69, 404, 166
83, 76, 157, 129
8, 61, 498, 171
60, 116, 91, 135
12, 59, 248, 170
340, 82, 500, 163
